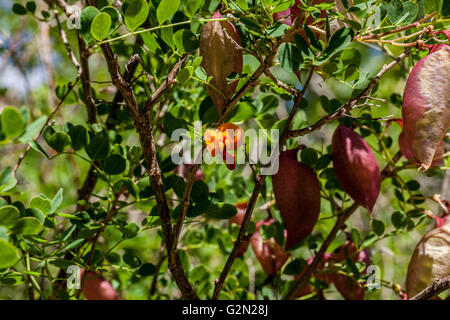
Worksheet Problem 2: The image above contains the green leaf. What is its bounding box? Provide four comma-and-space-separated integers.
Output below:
18, 116, 46, 143
48, 131, 71, 153
191, 180, 209, 202
12, 3, 27, 15
139, 29, 161, 53
156, 0, 180, 24
205, 203, 237, 219
80, 6, 100, 44
300, 148, 318, 167
29, 141, 50, 159
371, 219, 385, 236
303, 25, 322, 51
1, 106, 25, 139
50, 188, 63, 214
63, 238, 85, 251
316, 28, 355, 64
278, 43, 303, 72
351, 228, 361, 248
91, 12, 111, 41
124, 0, 149, 31
391, 211, 405, 229
29, 196, 51, 215
176, 67, 193, 84
0, 239, 18, 268
173, 29, 199, 54
185, 0, 202, 17
86, 136, 110, 160
344, 65, 360, 82
103, 154, 126, 175
138, 263, 156, 276
0, 206, 20, 228
12, 217, 43, 235
283, 258, 307, 275
26, 1, 36, 13
68, 125, 89, 151
100, 6, 121, 36
0, 167, 17, 193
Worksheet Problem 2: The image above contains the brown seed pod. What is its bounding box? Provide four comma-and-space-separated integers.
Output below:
81, 270, 120, 300
272, 149, 321, 250
332, 125, 381, 213
199, 12, 243, 113
405, 217, 450, 298
399, 36, 450, 170
250, 219, 290, 276
294, 253, 332, 298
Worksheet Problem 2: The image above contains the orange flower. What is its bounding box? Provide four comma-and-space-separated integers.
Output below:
217, 123, 244, 152
204, 123, 243, 157
204, 129, 224, 157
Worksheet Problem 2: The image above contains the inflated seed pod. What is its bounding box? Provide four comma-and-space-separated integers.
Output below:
199, 12, 243, 113
332, 125, 381, 213
272, 149, 321, 250
405, 217, 450, 298
399, 35, 450, 170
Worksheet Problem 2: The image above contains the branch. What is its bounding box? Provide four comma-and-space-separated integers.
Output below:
142, 53, 191, 114
212, 68, 315, 300
359, 12, 437, 40
98, 33, 198, 300
283, 151, 402, 299
409, 276, 450, 300
288, 48, 411, 138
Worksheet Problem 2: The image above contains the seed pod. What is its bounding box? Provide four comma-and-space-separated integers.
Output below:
229, 202, 249, 258
400, 38, 450, 170
250, 219, 290, 276
332, 125, 381, 213
272, 149, 321, 250
405, 217, 450, 298
81, 270, 120, 300
199, 12, 243, 113
330, 238, 370, 300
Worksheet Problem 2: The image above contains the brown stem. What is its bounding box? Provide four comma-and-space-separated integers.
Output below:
409, 276, 450, 300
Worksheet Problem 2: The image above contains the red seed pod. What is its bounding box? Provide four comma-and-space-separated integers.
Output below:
332, 125, 381, 213
199, 12, 243, 113
250, 219, 290, 276
399, 34, 450, 170
229, 202, 249, 258
81, 270, 120, 300
405, 217, 450, 298
330, 238, 370, 300
272, 149, 321, 250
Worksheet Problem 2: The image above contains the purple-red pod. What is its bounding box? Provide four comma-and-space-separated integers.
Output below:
399, 31, 450, 170
199, 11, 243, 113
332, 125, 381, 213
250, 219, 290, 276
81, 270, 120, 300
272, 149, 321, 250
